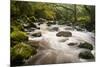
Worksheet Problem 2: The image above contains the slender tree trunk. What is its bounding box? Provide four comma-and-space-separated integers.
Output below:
72, 4, 77, 27
74, 4, 77, 23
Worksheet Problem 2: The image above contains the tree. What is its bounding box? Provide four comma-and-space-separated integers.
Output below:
84, 5, 95, 31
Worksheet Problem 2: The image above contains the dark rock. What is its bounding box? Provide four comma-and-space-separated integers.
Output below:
23, 22, 38, 30
47, 21, 56, 26
49, 27, 59, 31
47, 24, 51, 26
68, 43, 77, 46
79, 51, 94, 59
52, 27, 59, 31
26, 28, 35, 32
31, 23, 38, 28
38, 18, 47, 22
78, 42, 93, 50
31, 32, 42, 37
64, 27, 73, 30
56, 31, 72, 37
75, 26, 86, 31
37, 27, 40, 29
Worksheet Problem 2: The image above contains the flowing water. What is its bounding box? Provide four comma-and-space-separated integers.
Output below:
26, 23, 95, 65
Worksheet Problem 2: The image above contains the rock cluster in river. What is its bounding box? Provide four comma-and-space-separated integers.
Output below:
77, 42, 94, 60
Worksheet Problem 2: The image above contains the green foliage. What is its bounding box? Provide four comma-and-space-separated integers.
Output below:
10, 1, 95, 65
11, 1, 95, 32
29, 16, 37, 22
57, 20, 66, 25
11, 20, 25, 32
11, 25, 24, 32
11, 42, 37, 66
11, 31, 28, 46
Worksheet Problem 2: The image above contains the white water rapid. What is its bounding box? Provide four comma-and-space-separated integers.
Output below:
26, 23, 95, 65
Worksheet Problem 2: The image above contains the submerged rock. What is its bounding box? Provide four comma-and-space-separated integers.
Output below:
79, 51, 94, 59
52, 27, 59, 31
56, 31, 72, 37
28, 40, 40, 49
25, 50, 57, 65
64, 27, 73, 30
78, 42, 93, 50
59, 38, 68, 42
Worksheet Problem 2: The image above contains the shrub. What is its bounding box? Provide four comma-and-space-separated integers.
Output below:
11, 25, 24, 32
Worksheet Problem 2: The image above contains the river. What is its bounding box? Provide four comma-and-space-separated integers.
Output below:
25, 23, 95, 65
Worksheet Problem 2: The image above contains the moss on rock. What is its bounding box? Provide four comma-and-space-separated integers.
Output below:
11, 31, 28, 46
78, 42, 93, 50
11, 43, 37, 66
79, 51, 94, 59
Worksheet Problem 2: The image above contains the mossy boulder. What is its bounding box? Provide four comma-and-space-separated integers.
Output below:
56, 31, 72, 37
11, 43, 37, 66
78, 42, 93, 50
79, 51, 94, 59
11, 25, 24, 32
11, 31, 28, 46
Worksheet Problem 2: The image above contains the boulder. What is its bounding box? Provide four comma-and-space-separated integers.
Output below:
64, 27, 73, 30
78, 42, 93, 50
79, 51, 94, 59
47, 21, 56, 26
11, 43, 37, 66
68, 43, 77, 46
49, 27, 59, 31
23, 22, 38, 31
56, 31, 72, 37
11, 31, 28, 47
38, 18, 47, 22
52, 27, 59, 31
31, 32, 42, 37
